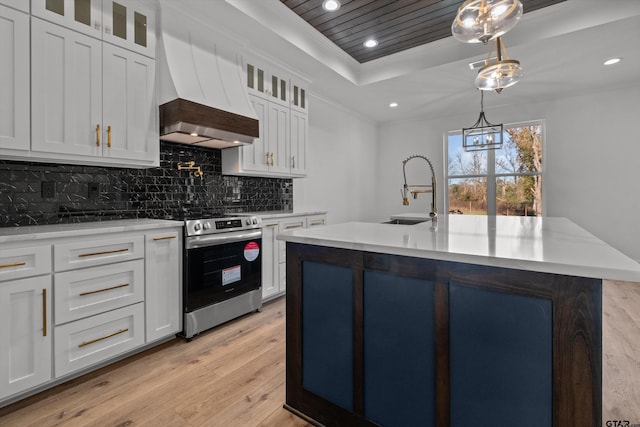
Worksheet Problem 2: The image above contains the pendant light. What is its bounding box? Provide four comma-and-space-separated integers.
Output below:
462, 91, 503, 151
452, 0, 523, 44
475, 37, 524, 93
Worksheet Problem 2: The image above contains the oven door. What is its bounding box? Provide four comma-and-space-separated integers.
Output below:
184, 230, 262, 312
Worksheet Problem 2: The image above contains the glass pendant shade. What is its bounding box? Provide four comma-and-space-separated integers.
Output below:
475, 37, 523, 92
475, 59, 524, 92
463, 91, 503, 151
452, 0, 523, 44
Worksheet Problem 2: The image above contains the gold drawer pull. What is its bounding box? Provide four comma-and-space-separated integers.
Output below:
78, 248, 129, 258
42, 288, 47, 337
310, 220, 325, 226
79, 283, 129, 297
0, 261, 26, 269
79, 328, 129, 348
153, 235, 177, 241
265, 223, 278, 228
285, 224, 303, 230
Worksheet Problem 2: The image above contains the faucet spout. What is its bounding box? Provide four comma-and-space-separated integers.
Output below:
401, 155, 438, 220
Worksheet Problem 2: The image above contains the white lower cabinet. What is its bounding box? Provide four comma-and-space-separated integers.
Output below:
145, 230, 181, 342
54, 259, 145, 325
0, 275, 52, 400
260, 213, 326, 301
54, 303, 145, 378
261, 221, 280, 301
0, 222, 183, 405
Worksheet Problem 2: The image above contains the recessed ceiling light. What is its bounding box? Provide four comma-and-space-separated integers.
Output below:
190, 132, 198, 137
604, 57, 622, 66
322, 0, 341, 12
363, 39, 378, 48
389, 102, 398, 108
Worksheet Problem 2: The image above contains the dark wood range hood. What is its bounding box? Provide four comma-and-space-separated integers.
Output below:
160, 98, 259, 149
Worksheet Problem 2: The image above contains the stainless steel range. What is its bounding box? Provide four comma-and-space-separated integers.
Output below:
182, 216, 262, 339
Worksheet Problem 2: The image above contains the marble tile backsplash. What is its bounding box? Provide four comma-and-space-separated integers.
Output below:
0, 142, 293, 227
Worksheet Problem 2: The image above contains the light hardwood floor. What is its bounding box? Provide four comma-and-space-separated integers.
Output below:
1, 280, 639, 426
0, 297, 311, 427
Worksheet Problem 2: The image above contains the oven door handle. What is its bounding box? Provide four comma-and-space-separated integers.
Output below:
186, 230, 262, 249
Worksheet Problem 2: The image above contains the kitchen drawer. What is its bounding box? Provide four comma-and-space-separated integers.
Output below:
54, 303, 144, 378
278, 217, 306, 233
306, 215, 327, 228
54, 234, 144, 272
54, 259, 144, 325
0, 245, 51, 282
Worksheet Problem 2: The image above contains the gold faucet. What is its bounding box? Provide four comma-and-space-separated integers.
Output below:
177, 161, 203, 179
401, 155, 437, 220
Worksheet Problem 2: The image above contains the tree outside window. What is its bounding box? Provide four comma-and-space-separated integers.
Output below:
446, 122, 543, 216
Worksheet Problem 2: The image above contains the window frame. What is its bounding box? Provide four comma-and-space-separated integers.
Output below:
444, 119, 546, 216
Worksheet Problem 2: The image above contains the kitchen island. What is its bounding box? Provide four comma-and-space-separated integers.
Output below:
278, 215, 640, 427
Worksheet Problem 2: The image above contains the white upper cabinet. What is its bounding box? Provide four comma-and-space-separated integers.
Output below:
0, 0, 28, 13
102, 42, 157, 162
31, 0, 155, 58
223, 55, 309, 178
31, 18, 103, 157
0, 4, 29, 154
30, 15, 158, 166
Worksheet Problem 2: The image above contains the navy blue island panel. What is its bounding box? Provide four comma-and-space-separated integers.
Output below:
302, 260, 354, 411
363, 270, 435, 427
449, 281, 553, 427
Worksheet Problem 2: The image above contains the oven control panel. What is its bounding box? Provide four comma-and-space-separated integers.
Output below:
185, 216, 262, 236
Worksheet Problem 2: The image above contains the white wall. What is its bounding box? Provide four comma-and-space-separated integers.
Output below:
294, 95, 378, 225
375, 85, 640, 261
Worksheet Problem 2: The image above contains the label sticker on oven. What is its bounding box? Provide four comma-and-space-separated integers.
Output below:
222, 265, 241, 286
244, 241, 260, 262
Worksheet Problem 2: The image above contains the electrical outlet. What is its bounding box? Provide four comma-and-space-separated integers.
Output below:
88, 183, 100, 199
41, 181, 56, 198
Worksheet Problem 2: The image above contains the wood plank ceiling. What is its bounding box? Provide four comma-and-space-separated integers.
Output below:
280, 0, 567, 63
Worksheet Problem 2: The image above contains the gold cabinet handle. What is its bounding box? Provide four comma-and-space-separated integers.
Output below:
107, 125, 112, 148
266, 153, 270, 166
265, 223, 278, 228
78, 248, 129, 258
79, 328, 128, 348
310, 220, 325, 226
79, 283, 129, 297
0, 261, 26, 269
96, 124, 100, 147
153, 235, 177, 241
285, 224, 304, 230
291, 156, 296, 168
42, 288, 47, 337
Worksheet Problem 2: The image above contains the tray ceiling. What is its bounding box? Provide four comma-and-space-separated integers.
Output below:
280, 0, 567, 63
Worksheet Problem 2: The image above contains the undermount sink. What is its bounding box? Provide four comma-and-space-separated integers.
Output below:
380, 218, 428, 225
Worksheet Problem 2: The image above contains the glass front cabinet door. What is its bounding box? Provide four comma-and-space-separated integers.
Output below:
102, 0, 155, 58
32, 0, 155, 58
32, 0, 103, 39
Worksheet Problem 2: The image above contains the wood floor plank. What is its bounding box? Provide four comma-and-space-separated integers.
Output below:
602, 280, 640, 424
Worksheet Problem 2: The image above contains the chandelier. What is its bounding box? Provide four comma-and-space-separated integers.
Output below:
475, 37, 524, 93
462, 91, 503, 151
451, 0, 523, 44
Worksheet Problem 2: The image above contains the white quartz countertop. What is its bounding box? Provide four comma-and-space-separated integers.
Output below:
236, 210, 327, 219
0, 219, 184, 243
277, 215, 640, 282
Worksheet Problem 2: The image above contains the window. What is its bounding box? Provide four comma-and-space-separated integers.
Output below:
446, 121, 544, 216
